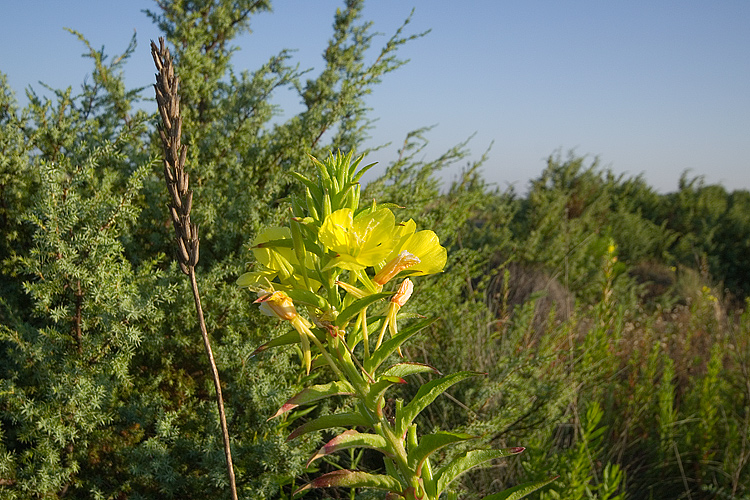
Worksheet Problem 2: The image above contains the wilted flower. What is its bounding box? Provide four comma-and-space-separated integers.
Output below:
375, 278, 413, 352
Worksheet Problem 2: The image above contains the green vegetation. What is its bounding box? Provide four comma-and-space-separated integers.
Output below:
1, 1, 748, 498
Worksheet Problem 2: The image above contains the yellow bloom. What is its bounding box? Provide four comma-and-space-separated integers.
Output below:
238, 227, 320, 292
253, 227, 296, 277
376, 219, 446, 282
318, 208, 395, 270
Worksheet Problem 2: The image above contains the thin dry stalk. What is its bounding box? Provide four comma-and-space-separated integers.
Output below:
151, 37, 238, 500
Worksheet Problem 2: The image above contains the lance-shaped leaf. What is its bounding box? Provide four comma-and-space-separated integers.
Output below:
479, 475, 559, 500
352, 161, 378, 183
295, 470, 403, 496
307, 430, 390, 467
286, 289, 329, 310
287, 412, 370, 441
251, 330, 300, 356
364, 375, 406, 411
435, 448, 526, 497
253, 237, 294, 250
335, 292, 393, 327
407, 431, 476, 475
365, 317, 437, 374
396, 371, 481, 434
289, 170, 323, 204
269, 381, 355, 419
250, 328, 326, 357
382, 362, 441, 379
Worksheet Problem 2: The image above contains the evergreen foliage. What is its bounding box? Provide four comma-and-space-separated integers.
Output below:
1, 1, 749, 499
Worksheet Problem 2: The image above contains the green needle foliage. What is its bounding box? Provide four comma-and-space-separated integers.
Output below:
1, 1, 750, 499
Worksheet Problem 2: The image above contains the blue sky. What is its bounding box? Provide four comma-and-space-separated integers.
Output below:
2, 1, 749, 193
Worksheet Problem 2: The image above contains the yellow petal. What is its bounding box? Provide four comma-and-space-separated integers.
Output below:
401, 230, 447, 275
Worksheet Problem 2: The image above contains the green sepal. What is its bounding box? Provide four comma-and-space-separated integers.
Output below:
307, 153, 332, 184
435, 447, 526, 497
408, 431, 476, 475
365, 317, 438, 374
354, 201, 403, 218
286, 412, 370, 441
305, 186, 320, 220
383, 362, 441, 379
295, 470, 402, 496
269, 381, 355, 419
364, 375, 406, 411
479, 475, 559, 500
396, 371, 481, 435
307, 430, 390, 467
331, 182, 358, 211
335, 292, 393, 328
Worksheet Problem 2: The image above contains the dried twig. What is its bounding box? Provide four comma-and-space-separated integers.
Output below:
151, 37, 238, 500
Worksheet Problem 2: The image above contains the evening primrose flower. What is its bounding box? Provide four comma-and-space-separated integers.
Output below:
318, 208, 395, 271
238, 227, 320, 292
374, 219, 447, 284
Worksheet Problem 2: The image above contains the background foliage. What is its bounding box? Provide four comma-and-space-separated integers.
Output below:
1, 1, 748, 499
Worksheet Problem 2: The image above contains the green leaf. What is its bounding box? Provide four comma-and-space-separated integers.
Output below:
408, 431, 475, 474
307, 429, 389, 467
364, 375, 406, 410
365, 317, 437, 373
287, 412, 370, 441
396, 371, 481, 434
295, 470, 402, 496
352, 161, 378, 183
251, 330, 301, 356
286, 289, 330, 310
479, 476, 559, 500
382, 362, 440, 379
253, 237, 294, 250
335, 292, 393, 327
435, 448, 526, 497
270, 381, 355, 419
251, 328, 325, 356
290, 171, 323, 203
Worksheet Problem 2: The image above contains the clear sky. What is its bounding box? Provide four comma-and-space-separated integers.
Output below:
2, 1, 748, 193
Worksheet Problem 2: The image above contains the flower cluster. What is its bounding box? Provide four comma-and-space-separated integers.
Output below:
238, 153, 446, 373
237, 152, 551, 500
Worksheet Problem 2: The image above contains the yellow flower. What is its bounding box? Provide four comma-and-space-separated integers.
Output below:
318, 208, 395, 270
238, 227, 320, 291
375, 219, 446, 283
